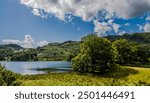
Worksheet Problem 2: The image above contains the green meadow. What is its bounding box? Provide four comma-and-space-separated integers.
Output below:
19, 66, 150, 86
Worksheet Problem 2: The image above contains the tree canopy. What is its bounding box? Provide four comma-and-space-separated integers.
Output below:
113, 39, 150, 64
72, 34, 115, 73
112, 39, 137, 64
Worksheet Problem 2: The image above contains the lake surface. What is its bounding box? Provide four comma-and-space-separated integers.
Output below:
0, 61, 72, 75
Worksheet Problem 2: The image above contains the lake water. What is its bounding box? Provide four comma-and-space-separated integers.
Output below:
0, 61, 72, 75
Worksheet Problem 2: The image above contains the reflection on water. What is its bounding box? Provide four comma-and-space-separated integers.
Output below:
0, 61, 72, 75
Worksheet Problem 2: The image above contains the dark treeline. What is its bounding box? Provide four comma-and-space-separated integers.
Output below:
0, 41, 80, 61
0, 48, 38, 61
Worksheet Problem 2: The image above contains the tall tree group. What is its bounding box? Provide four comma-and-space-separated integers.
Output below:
72, 34, 150, 73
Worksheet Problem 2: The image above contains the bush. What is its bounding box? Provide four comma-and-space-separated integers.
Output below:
0, 65, 20, 86
72, 34, 116, 73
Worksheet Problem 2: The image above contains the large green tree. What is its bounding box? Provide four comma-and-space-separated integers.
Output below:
133, 46, 150, 63
72, 34, 115, 73
112, 39, 137, 64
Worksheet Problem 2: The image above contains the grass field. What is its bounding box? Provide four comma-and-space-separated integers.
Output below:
19, 66, 150, 86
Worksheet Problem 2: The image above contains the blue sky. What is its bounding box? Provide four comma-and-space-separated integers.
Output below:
0, 0, 150, 48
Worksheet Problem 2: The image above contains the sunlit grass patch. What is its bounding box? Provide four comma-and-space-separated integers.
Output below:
19, 66, 150, 86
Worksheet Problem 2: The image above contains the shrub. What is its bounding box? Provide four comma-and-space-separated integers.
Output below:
0, 65, 20, 86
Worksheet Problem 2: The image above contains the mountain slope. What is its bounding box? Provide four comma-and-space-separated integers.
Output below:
106, 32, 150, 43
0, 44, 23, 50
37, 41, 80, 60
38, 33, 150, 61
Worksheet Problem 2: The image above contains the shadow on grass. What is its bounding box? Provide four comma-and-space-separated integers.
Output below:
31, 68, 73, 73
127, 63, 150, 68
98, 67, 139, 79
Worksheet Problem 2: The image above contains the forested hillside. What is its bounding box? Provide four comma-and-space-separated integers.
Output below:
38, 33, 150, 61
106, 32, 150, 43
0, 44, 23, 50
0, 33, 149, 61
37, 41, 80, 61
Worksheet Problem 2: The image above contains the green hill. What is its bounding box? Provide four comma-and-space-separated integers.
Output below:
0, 44, 24, 61
37, 41, 80, 61
37, 33, 150, 61
106, 32, 150, 43
1, 33, 148, 61
0, 44, 23, 50
107, 32, 150, 48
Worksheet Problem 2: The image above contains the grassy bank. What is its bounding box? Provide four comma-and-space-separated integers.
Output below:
19, 66, 150, 86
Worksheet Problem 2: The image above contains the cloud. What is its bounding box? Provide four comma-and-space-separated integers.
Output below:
106, 0, 150, 19
32, 8, 48, 18
20, 0, 150, 21
146, 15, 150, 20
22, 34, 35, 48
32, 9, 41, 16
94, 19, 122, 35
2, 34, 35, 48
139, 26, 143, 31
118, 31, 126, 36
94, 20, 111, 36
108, 19, 114, 25
2, 34, 48, 48
20, 0, 150, 35
2, 39, 22, 45
137, 24, 143, 31
137, 23, 150, 32
37, 41, 49, 47
143, 23, 150, 32
112, 23, 121, 33
105, 12, 114, 19
125, 23, 130, 26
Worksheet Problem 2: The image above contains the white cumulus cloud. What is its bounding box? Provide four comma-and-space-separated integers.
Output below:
2, 39, 22, 45
118, 31, 126, 36
32, 9, 41, 16
108, 19, 114, 25
2, 34, 48, 48
20, 0, 150, 20
143, 23, 150, 32
94, 20, 111, 36
22, 34, 35, 48
146, 15, 150, 20
113, 23, 121, 33
138, 23, 150, 32
37, 41, 49, 47
20, 0, 150, 35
